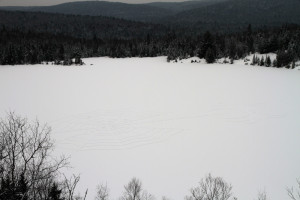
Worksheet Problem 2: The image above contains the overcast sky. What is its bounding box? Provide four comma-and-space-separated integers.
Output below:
0, 0, 187, 6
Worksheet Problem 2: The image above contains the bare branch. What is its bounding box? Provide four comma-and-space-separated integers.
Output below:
186, 174, 233, 200
121, 178, 154, 200
287, 179, 300, 200
96, 183, 110, 200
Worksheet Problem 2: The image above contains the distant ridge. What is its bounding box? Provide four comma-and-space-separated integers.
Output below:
28, 1, 173, 22
166, 0, 300, 31
0, 0, 226, 22
0, 0, 299, 31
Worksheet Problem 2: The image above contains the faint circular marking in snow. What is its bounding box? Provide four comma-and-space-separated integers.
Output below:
50, 110, 184, 151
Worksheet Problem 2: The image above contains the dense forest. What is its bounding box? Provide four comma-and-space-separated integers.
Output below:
0, 10, 168, 39
1, 16, 300, 68
164, 0, 300, 32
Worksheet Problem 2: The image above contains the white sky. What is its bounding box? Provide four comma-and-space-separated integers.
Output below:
0, 0, 187, 6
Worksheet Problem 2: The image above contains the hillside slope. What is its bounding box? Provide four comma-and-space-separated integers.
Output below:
0, 10, 168, 39
28, 1, 173, 22
167, 0, 300, 31
0, 0, 226, 22
0, 0, 300, 32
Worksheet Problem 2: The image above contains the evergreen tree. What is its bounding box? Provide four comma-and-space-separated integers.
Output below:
205, 47, 216, 64
273, 59, 278, 67
228, 39, 236, 59
246, 24, 254, 53
48, 183, 64, 200
292, 61, 296, 69
260, 56, 265, 66
16, 174, 28, 200
199, 31, 215, 59
256, 57, 261, 66
73, 49, 83, 65
58, 45, 65, 61
0, 176, 16, 200
265, 56, 271, 67
251, 54, 256, 65
277, 50, 294, 67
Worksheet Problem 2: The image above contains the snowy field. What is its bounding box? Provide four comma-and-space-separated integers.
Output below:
0, 57, 300, 200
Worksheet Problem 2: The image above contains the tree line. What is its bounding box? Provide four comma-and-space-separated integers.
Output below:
0, 24, 300, 67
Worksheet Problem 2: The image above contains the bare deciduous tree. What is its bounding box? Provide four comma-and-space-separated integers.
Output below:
121, 178, 154, 200
288, 179, 300, 200
122, 177, 143, 200
0, 112, 69, 199
256, 190, 267, 200
142, 190, 155, 200
62, 174, 88, 200
66, 175, 89, 200
96, 183, 110, 200
186, 174, 233, 200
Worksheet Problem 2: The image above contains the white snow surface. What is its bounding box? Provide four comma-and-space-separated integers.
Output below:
0, 57, 300, 200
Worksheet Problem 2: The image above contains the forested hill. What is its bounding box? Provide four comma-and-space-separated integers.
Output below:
0, 0, 300, 32
17, 1, 173, 22
0, 0, 225, 22
146, 0, 227, 13
0, 10, 168, 39
166, 0, 300, 31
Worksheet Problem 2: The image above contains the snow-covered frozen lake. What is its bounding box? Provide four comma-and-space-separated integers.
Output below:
0, 57, 300, 200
